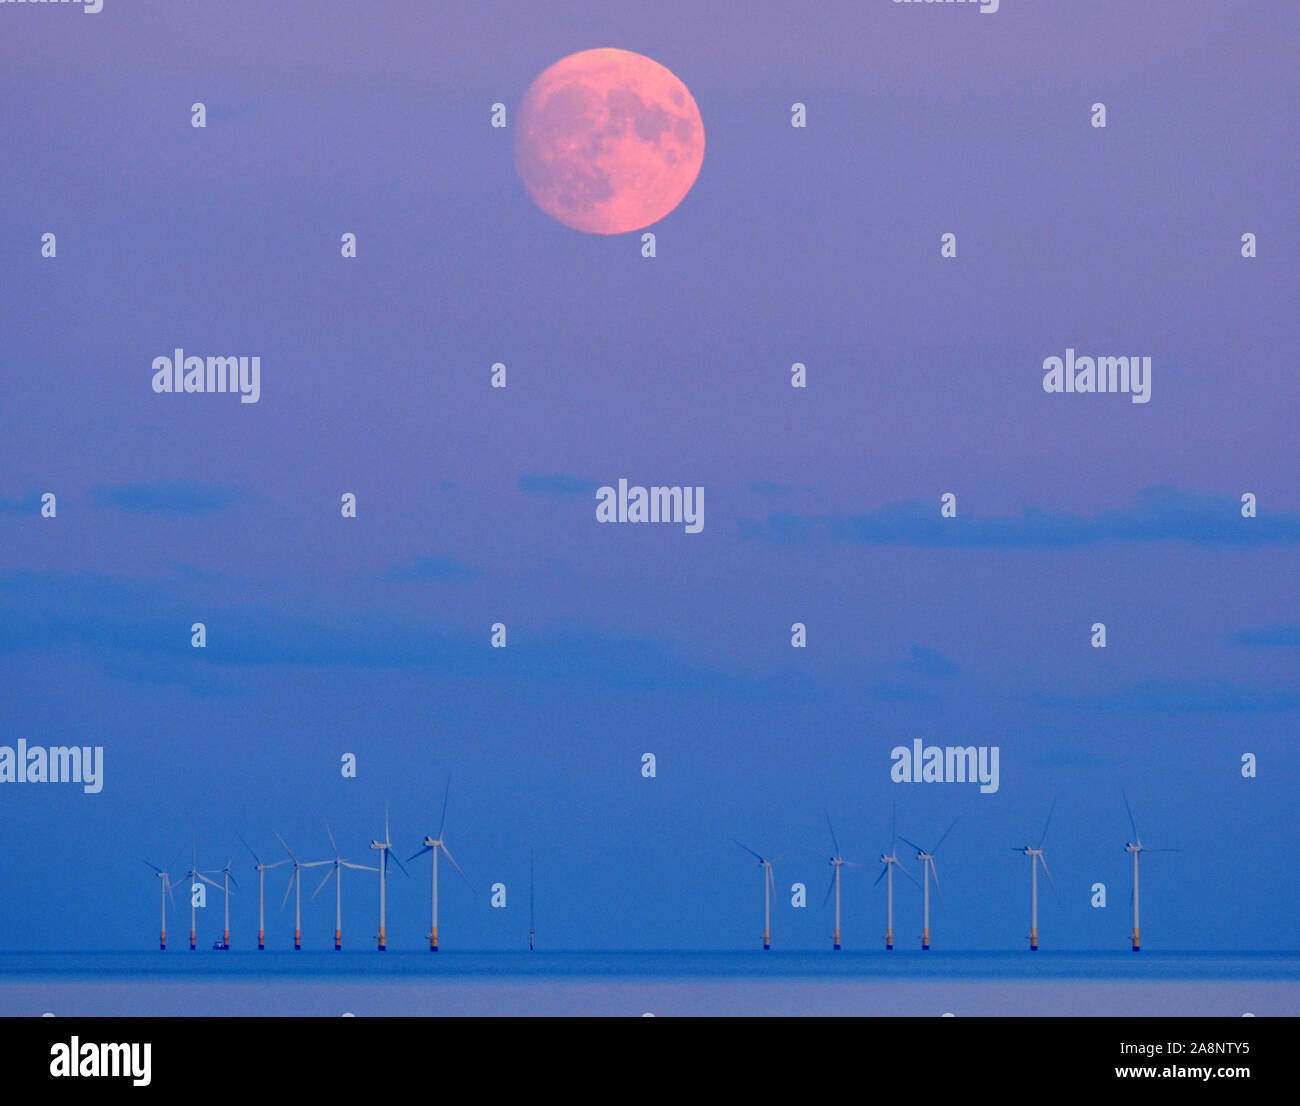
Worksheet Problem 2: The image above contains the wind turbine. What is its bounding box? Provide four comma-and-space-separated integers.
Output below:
874, 808, 919, 950
824, 814, 860, 950
176, 840, 223, 951
1123, 792, 1181, 952
408, 782, 472, 951
143, 857, 178, 950
203, 858, 238, 950
312, 820, 377, 950
275, 831, 329, 950
1013, 800, 1059, 951
369, 808, 407, 951
238, 833, 287, 950
528, 849, 536, 951
901, 819, 957, 950
734, 839, 779, 950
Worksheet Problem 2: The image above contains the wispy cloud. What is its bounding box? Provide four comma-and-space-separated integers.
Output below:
1037, 680, 1300, 714
739, 487, 1300, 548
91, 479, 249, 514
746, 480, 816, 498
0, 490, 42, 515
869, 682, 935, 703
372, 555, 481, 583
518, 473, 599, 496
902, 643, 959, 677
0, 570, 810, 700
1230, 625, 1300, 648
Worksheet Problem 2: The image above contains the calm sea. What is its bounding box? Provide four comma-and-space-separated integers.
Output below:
3, 951, 1297, 1016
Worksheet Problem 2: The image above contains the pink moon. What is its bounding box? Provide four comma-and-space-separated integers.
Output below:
513, 48, 706, 235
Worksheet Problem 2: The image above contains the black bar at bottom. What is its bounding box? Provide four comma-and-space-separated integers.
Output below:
0, 1015, 1288, 1093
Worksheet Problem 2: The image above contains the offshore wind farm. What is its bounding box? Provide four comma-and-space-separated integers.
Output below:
21, 789, 1272, 1016
0, 773, 1278, 1017
140, 795, 1188, 956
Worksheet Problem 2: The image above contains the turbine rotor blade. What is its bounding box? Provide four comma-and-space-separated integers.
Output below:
898, 863, 922, 889
325, 820, 339, 858
274, 831, 297, 864
237, 832, 261, 867
311, 866, 335, 900
732, 839, 764, 862
899, 836, 924, 855
933, 818, 958, 854
438, 778, 451, 839
388, 850, 410, 877
822, 870, 837, 908
1038, 854, 1061, 905
440, 844, 473, 889
407, 846, 432, 863
826, 812, 840, 858
281, 872, 297, 911
1038, 798, 1057, 849
1122, 790, 1141, 846
873, 865, 888, 887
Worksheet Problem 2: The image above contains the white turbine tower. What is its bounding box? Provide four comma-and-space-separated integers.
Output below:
203, 858, 238, 950
408, 782, 472, 952
143, 857, 179, 950
238, 834, 287, 950
733, 839, 779, 950
1013, 801, 1059, 951
528, 849, 536, 952
369, 808, 407, 951
275, 831, 328, 950
176, 840, 223, 951
874, 808, 919, 950
824, 815, 860, 950
1123, 792, 1181, 952
901, 819, 957, 950
312, 820, 377, 951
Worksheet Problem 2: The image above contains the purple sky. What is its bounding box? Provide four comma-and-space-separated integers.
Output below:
0, 1, 1297, 954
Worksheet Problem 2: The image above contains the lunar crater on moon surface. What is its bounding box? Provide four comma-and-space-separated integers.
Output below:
513, 48, 706, 235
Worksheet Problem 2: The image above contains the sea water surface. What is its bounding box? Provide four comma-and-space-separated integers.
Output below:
2, 951, 1296, 1016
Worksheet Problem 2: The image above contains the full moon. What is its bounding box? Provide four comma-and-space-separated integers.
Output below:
513, 48, 705, 235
